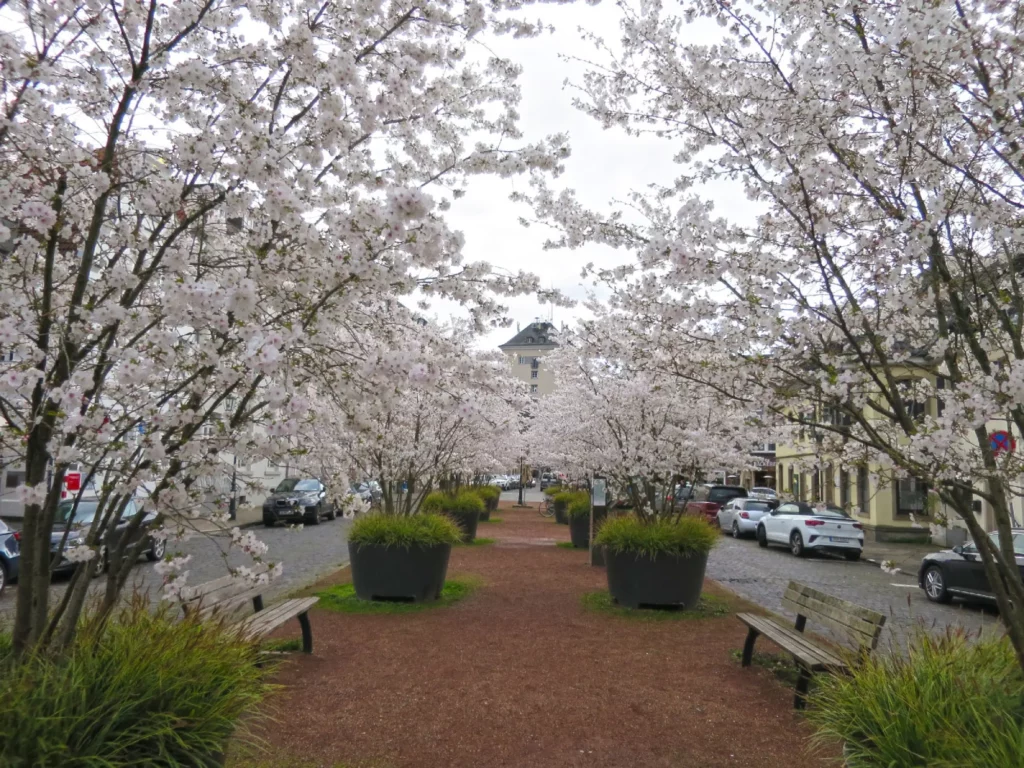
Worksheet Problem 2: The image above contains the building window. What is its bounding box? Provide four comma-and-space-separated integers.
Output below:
824, 465, 834, 505
812, 470, 821, 502
840, 469, 850, 510
896, 476, 928, 517
4, 470, 25, 489
530, 384, 538, 394
530, 370, 538, 379
857, 467, 869, 516
787, 465, 794, 495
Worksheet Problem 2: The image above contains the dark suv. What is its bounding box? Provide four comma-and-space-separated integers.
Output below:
685, 484, 749, 523
263, 478, 334, 526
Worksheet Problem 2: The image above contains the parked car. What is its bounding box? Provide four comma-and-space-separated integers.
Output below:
749, 486, 778, 500
50, 498, 164, 575
717, 498, 775, 538
0, 519, 20, 596
540, 473, 558, 490
756, 501, 863, 559
919, 529, 1024, 605
685, 484, 748, 523
350, 482, 373, 505
262, 477, 335, 526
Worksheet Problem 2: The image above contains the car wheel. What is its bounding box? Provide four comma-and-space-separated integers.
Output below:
305, 506, 321, 525
327, 504, 337, 521
923, 565, 951, 603
843, 549, 861, 562
146, 537, 166, 562
790, 530, 806, 557
757, 525, 768, 548
263, 517, 275, 528
732, 521, 741, 539
0, 559, 6, 597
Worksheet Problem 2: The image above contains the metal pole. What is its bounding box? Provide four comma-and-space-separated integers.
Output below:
518, 456, 524, 506
228, 453, 238, 521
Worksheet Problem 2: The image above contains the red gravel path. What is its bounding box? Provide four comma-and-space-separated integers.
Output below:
248, 504, 834, 768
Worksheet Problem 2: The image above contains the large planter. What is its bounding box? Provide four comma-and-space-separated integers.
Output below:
605, 548, 709, 609
479, 508, 491, 522
444, 509, 480, 542
486, 496, 499, 513
590, 509, 608, 565
553, 501, 568, 525
569, 515, 590, 548
348, 541, 452, 602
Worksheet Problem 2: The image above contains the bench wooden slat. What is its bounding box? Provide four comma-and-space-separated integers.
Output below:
737, 613, 846, 670
786, 581, 886, 625
182, 564, 270, 608
238, 597, 319, 639
192, 586, 266, 619
782, 591, 883, 647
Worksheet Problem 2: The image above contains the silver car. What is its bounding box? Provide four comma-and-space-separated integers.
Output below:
717, 498, 775, 538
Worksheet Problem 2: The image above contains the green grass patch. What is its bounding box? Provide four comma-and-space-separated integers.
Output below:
457, 537, 494, 546
594, 515, 717, 558
261, 638, 303, 653
729, 648, 804, 687
348, 512, 463, 548
229, 752, 393, 768
555, 541, 577, 549
580, 590, 732, 621
315, 577, 480, 615
480, 516, 503, 523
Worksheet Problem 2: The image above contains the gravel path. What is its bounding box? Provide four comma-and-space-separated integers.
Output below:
247, 505, 834, 768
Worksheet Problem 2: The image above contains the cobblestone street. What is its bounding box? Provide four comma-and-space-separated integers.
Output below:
707, 533, 1003, 649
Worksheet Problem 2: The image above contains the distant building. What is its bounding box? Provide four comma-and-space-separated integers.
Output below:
499, 321, 558, 396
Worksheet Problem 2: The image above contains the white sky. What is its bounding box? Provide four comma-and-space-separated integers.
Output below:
417, 3, 760, 351
438, 2, 681, 350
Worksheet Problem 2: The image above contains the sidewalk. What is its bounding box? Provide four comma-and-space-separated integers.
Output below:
862, 539, 938, 576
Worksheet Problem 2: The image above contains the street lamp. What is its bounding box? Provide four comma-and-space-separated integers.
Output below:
517, 455, 525, 506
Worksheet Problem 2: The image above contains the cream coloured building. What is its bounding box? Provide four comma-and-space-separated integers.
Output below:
499, 321, 558, 396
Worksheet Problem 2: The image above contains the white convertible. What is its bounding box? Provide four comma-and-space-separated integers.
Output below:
756, 502, 864, 560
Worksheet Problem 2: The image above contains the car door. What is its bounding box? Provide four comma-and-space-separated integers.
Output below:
947, 536, 992, 596
764, 504, 791, 542
720, 501, 735, 528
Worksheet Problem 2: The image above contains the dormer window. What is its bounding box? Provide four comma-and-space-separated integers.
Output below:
526, 337, 534, 343
538, 337, 547, 344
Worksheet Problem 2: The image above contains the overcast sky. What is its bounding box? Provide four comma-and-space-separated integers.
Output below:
437, 2, 680, 350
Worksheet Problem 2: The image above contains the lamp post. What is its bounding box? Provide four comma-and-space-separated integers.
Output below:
228, 453, 238, 521
517, 455, 525, 506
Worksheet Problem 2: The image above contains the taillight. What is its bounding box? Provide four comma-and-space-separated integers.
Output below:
740, 512, 750, 519
852, 523, 863, 530
12, 531, 20, 542
805, 519, 825, 527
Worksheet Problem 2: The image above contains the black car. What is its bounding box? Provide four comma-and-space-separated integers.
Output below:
50, 498, 164, 575
0, 519, 20, 597
262, 478, 335, 527
919, 529, 1024, 604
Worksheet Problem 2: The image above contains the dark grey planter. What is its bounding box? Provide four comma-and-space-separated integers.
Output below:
590, 509, 608, 566
605, 548, 709, 609
554, 501, 568, 525
479, 508, 491, 522
348, 541, 451, 602
568, 515, 590, 548
444, 509, 480, 542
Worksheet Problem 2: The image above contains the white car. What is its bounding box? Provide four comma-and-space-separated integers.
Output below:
756, 501, 863, 560
749, 486, 778, 500
717, 498, 775, 538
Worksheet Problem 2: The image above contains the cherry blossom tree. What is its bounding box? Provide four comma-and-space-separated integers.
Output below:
336, 319, 529, 514
528, 0, 1024, 666
0, 0, 568, 653
529, 328, 766, 517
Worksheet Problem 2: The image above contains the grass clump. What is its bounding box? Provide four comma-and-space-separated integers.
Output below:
481, 516, 503, 523
448, 489, 485, 515
349, 512, 463, 549
566, 497, 591, 519
261, 638, 303, 653
419, 491, 448, 515
728, 649, 804, 687
457, 537, 494, 547
316, 578, 480, 614
556, 541, 576, 549
473, 485, 500, 510
0, 598, 272, 767
594, 514, 717, 558
581, 590, 731, 621
807, 630, 1024, 768
542, 485, 562, 497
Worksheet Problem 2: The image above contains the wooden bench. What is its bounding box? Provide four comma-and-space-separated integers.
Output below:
182, 566, 319, 654
737, 580, 886, 709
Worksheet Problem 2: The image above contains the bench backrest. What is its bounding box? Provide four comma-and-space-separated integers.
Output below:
782, 580, 886, 650
182, 563, 269, 618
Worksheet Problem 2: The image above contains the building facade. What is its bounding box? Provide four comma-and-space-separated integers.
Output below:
499, 321, 558, 396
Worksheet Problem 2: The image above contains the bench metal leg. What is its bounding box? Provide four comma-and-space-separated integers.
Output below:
794, 614, 806, 633
794, 666, 812, 710
252, 595, 264, 612
741, 627, 760, 667
298, 611, 313, 654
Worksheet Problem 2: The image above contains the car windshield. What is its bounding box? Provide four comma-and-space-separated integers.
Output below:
708, 488, 746, 504
795, 503, 849, 518
743, 501, 772, 512
275, 478, 319, 492
55, 500, 99, 525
